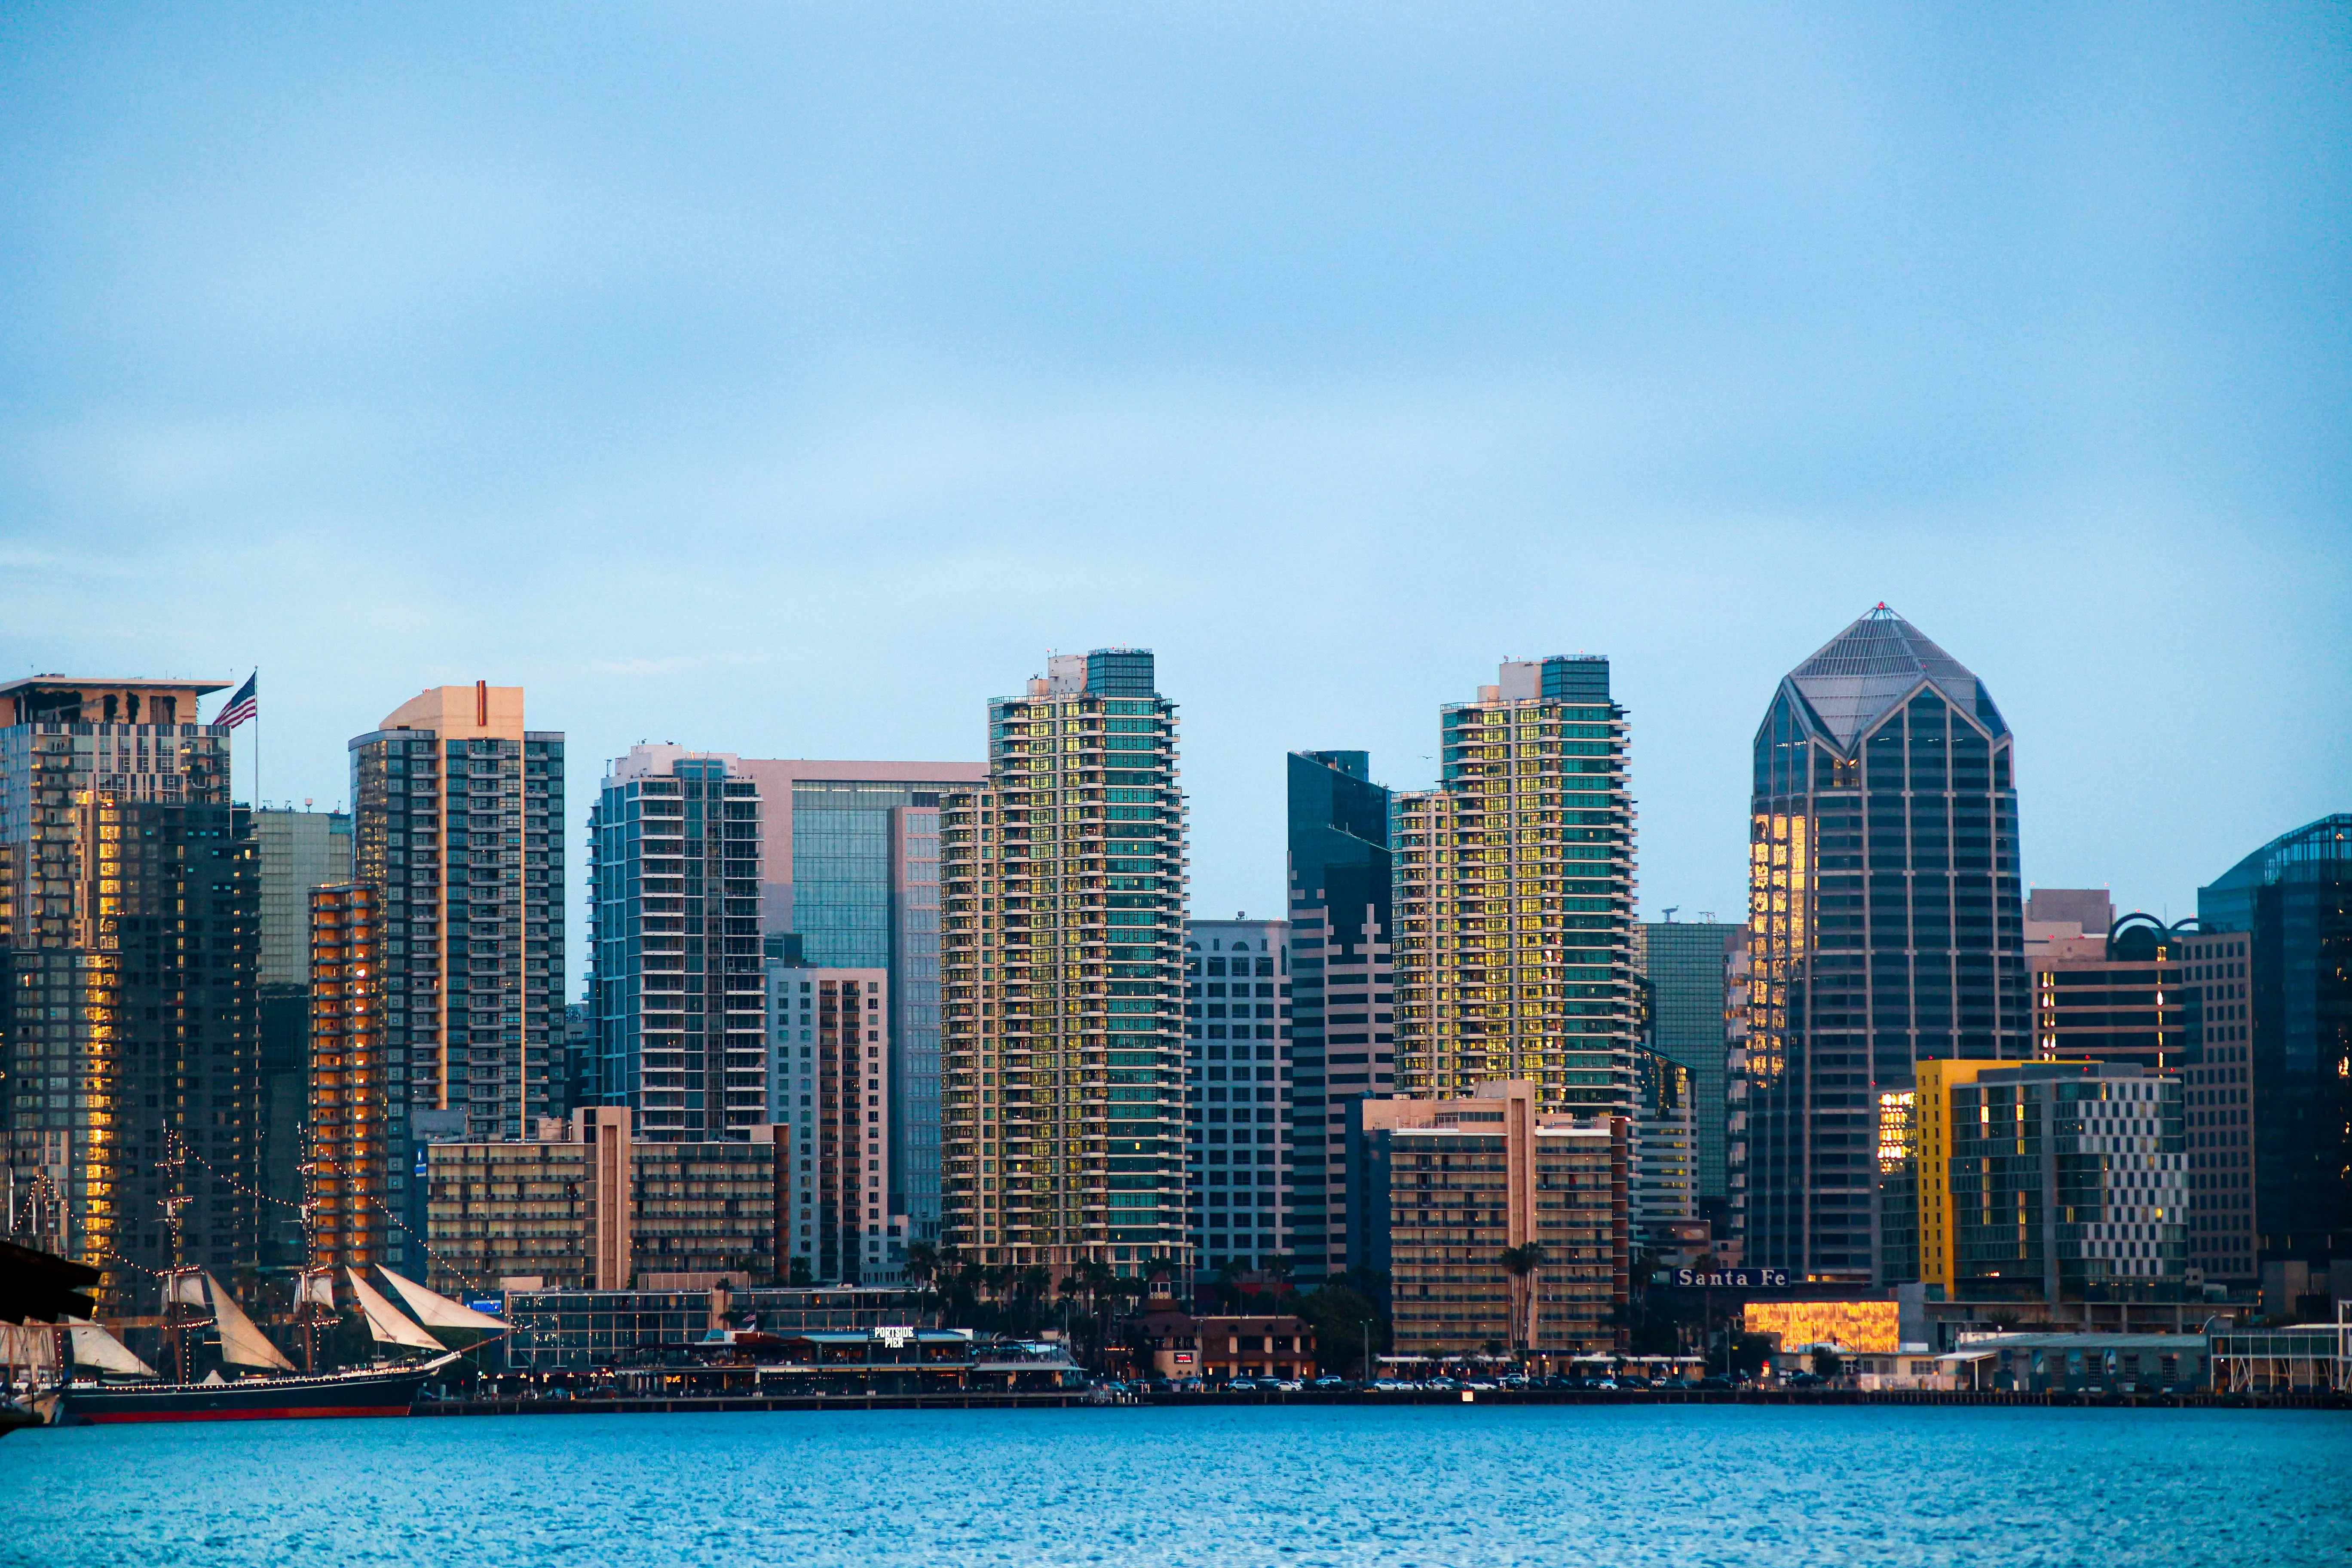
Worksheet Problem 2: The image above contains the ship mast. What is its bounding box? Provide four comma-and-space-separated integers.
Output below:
157, 1133, 209, 1384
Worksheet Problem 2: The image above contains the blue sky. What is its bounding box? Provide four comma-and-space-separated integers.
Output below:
4, 3, 2346, 970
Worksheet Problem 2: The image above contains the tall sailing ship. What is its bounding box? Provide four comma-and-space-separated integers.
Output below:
34, 1265, 501, 1426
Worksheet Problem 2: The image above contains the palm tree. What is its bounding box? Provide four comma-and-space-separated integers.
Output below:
1498, 1243, 1547, 1361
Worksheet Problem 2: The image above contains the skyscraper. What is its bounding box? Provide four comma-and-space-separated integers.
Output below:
587, 746, 764, 1142
765, 959, 893, 1281
1285, 749, 1394, 1281
0, 675, 255, 1314
735, 757, 986, 1250
1183, 916, 1290, 1274
939, 649, 1189, 1278
307, 881, 386, 1274
1740, 607, 2028, 1284
2198, 814, 2352, 1283
1637, 918, 1742, 1221
1393, 656, 1639, 1115
253, 807, 352, 1269
348, 683, 566, 1271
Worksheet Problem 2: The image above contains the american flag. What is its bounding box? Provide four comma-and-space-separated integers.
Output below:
216, 673, 257, 729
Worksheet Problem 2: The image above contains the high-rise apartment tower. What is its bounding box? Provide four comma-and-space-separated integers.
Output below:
940, 649, 1189, 1277
0, 677, 256, 1314
348, 683, 566, 1269
1393, 657, 1639, 1115
587, 746, 764, 1142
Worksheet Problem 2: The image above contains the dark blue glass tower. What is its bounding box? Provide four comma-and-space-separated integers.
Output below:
2199, 814, 2352, 1276
1285, 749, 1394, 1280
1738, 607, 2028, 1284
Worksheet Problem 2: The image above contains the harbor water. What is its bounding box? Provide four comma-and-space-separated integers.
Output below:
3, 1402, 2344, 1566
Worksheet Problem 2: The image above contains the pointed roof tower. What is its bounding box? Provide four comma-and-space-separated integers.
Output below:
1783, 604, 2006, 750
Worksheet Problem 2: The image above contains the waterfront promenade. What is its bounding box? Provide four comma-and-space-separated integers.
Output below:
411, 1384, 2349, 1418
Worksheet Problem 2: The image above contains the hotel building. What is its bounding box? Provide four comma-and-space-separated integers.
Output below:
1356, 1082, 1627, 1358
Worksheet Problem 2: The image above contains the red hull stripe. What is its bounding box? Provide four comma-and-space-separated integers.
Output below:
76, 1406, 412, 1424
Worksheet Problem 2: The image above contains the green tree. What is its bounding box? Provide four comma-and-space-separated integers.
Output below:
1497, 1243, 1546, 1358
1292, 1282, 1384, 1378
1811, 1347, 1843, 1382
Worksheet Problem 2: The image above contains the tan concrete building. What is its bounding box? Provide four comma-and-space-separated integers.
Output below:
1364, 1082, 1627, 1360
348, 681, 565, 1277
424, 1107, 783, 1296
768, 962, 903, 1283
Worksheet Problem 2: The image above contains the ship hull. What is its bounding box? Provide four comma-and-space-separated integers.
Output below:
47, 1357, 453, 1426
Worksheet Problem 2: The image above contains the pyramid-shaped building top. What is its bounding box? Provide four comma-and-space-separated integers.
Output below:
1784, 605, 2006, 750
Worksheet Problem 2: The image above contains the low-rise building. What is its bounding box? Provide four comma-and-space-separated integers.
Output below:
1944, 1332, 2210, 1394
1353, 1081, 1627, 1360
500, 1282, 927, 1369
425, 1106, 783, 1295
1193, 1313, 1315, 1382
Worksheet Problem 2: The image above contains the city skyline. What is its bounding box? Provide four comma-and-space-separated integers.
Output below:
3, 5, 2346, 954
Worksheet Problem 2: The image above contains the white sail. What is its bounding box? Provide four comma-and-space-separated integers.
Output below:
378, 1266, 506, 1333
165, 1271, 208, 1307
3, 1321, 61, 1374
202, 1274, 296, 1372
344, 1268, 443, 1351
64, 1320, 154, 1377
294, 1272, 337, 1311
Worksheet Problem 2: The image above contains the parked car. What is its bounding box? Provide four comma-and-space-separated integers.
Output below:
1273, 1378, 1304, 1392
1589, 1377, 1620, 1391
1370, 1378, 1409, 1392
1616, 1375, 1652, 1390
1463, 1379, 1499, 1392
1311, 1375, 1350, 1391
1656, 1376, 1694, 1391
1696, 1375, 1733, 1391
1225, 1378, 1261, 1393
1786, 1371, 1825, 1388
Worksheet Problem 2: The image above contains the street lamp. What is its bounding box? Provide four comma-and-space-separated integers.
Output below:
1362, 1317, 1374, 1383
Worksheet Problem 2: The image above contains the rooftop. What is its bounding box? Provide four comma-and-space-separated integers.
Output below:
1782, 605, 2006, 748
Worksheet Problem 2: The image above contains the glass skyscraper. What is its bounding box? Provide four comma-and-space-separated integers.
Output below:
1738, 607, 2027, 1284
1284, 748, 1394, 1281
1393, 656, 1640, 1116
1637, 919, 1740, 1216
2198, 814, 2352, 1276
735, 758, 986, 1250
940, 648, 1190, 1278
